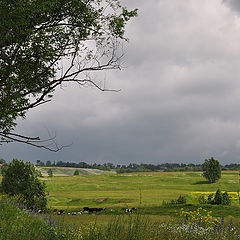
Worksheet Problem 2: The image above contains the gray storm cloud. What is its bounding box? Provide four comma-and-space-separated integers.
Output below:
2, 0, 240, 165
223, 0, 240, 13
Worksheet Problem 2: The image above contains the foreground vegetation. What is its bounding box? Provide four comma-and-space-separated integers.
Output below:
1, 196, 240, 240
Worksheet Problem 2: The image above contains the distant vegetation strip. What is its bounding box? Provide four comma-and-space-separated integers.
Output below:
35, 160, 240, 173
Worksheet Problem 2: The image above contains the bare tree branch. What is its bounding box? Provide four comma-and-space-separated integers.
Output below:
0, 131, 72, 152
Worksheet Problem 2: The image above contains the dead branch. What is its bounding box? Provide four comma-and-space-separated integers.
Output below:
0, 131, 72, 152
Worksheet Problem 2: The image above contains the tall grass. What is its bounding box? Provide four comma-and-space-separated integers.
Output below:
0, 197, 64, 240
1, 197, 240, 240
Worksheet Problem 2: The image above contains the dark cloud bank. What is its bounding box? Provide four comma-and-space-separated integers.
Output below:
2, 0, 240, 165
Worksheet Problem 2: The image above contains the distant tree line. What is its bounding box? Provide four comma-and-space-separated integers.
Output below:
35, 160, 240, 172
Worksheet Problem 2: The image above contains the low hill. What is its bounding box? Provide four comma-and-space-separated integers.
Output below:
36, 166, 115, 176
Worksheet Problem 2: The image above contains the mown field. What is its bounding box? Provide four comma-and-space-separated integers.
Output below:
43, 170, 240, 209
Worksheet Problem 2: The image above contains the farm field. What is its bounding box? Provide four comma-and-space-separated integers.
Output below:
43, 170, 240, 210
37, 167, 114, 176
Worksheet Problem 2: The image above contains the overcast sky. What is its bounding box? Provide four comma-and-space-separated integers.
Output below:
2, 0, 240, 165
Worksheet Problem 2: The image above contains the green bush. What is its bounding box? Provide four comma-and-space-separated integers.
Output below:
176, 195, 187, 204
198, 195, 207, 204
214, 189, 223, 205
207, 193, 215, 204
74, 170, 80, 175
213, 189, 231, 205
198, 189, 231, 205
47, 169, 53, 177
222, 191, 231, 205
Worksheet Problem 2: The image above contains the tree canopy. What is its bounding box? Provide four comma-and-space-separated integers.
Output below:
2, 158, 47, 209
0, 0, 137, 150
202, 157, 221, 183
0, 158, 6, 164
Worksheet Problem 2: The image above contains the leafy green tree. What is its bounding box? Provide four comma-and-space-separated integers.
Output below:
2, 159, 47, 209
0, 0, 137, 150
0, 158, 6, 164
47, 168, 53, 177
0, 159, 7, 177
202, 157, 221, 183
46, 161, 52, 167
1, 164, 8, 177
36, 160, 45, 166
74, 169, 80, 175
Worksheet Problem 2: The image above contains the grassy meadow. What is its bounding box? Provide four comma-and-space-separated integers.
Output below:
1, 169, 240, 239
43, 170, 240, 210
43, 170, 240, 236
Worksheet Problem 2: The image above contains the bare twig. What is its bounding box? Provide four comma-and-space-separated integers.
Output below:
0, 132, 72, 152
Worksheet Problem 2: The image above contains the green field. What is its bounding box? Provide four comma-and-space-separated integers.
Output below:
1, 169, 240, 237
37, 167, 114, 176
43, 170, 240, 210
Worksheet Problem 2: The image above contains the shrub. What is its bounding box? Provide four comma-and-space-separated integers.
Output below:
213, 189, 231, 205
198, 195, 207, 204
222, 191, 231, 205
214, 189, 223, 205
207, 193, 215, 204
47, 169, 53, 177
198, 190, 231, 206
176, 195, 187, 204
